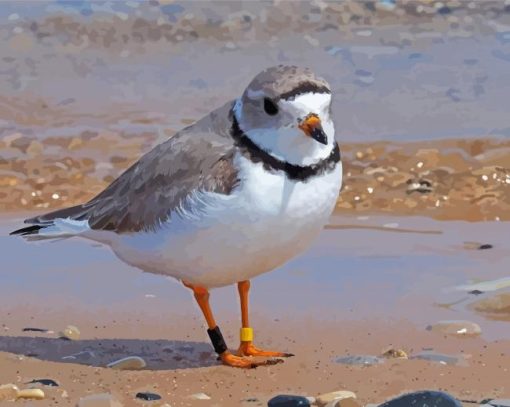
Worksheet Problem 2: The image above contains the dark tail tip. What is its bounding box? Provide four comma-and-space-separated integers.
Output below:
10, 225, 46, 236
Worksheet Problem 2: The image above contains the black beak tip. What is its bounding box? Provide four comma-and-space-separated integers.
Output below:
310, 127, 328, 145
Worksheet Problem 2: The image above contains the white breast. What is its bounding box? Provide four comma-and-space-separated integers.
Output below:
101, 153, 343, 288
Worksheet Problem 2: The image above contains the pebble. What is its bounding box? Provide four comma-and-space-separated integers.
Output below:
317, 390, 356, 406
482, 399, 510, 407
17, 388, 45, 400
334, 355, 383, 366
407, 179, 433, 193
59, 325, 80, 340
379, 391, 462, 406
325, 398, 361, 407
22, 327, 49, 333
410, 351, 463, 366
135, 392, 161, 401
189, 392, 211, 400
426, 320, 481, 336
77, 393, 123, 407
107, 356, 146, 370
473, 293, 510, 317
381, 348, 408, 359
0, 384, 20, 401
268, 395, 311, 407
28, 379, 59, 387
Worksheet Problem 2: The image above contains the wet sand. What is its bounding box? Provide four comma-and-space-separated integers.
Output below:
2, 133, 509, 221
1, 215, 510, 405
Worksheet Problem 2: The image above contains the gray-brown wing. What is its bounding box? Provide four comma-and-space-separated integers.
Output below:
26, 102, 239, 233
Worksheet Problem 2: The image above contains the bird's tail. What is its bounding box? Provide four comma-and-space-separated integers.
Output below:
10, 224, 47, 237
10, 218, 89, 241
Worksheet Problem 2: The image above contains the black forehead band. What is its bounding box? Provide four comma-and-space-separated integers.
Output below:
278, 82, 331, 101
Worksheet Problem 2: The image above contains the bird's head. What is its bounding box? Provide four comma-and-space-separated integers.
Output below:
233, 65, 334, 166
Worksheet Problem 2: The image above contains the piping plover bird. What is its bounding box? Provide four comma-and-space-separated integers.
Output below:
11, 65, 342, 368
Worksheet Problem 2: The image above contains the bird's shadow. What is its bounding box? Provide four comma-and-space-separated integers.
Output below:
0, 335, 218, 370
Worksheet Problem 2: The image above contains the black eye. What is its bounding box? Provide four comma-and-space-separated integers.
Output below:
263, 98, 278, 116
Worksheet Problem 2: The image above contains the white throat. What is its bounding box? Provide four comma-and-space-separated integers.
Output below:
234, 93, 336, 166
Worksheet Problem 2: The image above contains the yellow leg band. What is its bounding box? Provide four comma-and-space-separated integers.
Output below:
240, 327, 253, 342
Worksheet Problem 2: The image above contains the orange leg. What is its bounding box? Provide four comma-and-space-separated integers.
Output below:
237, 280, 294, 358
183, 281, 278, 368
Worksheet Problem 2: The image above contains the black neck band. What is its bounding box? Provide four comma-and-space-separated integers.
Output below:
231, 116, 340, 182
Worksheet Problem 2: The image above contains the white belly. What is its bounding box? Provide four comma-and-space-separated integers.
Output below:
93, 155, 342, 288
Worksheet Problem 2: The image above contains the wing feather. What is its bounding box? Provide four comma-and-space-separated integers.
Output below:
25, 102, 239, 233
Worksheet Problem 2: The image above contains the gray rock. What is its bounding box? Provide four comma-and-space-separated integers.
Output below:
410, 351, 465, 366
379, 391, 462, 407
483, 400, 510, 407
334, 355, 383, 366
135, 392, 161, 401
268, 395, 310, 407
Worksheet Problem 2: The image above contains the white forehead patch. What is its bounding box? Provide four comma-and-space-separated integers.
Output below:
279, 92, 331, 116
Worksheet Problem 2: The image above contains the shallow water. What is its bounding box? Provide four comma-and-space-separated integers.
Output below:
1, 214, 509, 341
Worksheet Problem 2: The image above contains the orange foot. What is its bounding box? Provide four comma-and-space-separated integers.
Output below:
237, 342, 294, 358
220, 351, 283, 368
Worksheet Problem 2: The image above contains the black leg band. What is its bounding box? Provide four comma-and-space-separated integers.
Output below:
207, 326, 228, 355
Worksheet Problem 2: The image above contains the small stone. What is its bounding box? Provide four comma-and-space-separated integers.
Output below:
22, 327, 49, 333
410, 352, 463, 366
473, 293, 510, 317
268, 395, 311, 407
17, 388, 45, 400
317, 391, 357, 406
381, 348, 408, 359
135, 392, 161, 401
334, 355, 383, 366
485, 399, 510, 407
189, 392, 211, 400
107, 356, 146, 370
325, 398, 361, 407
378, 391, 462, 406
406, 179, 433, 193
426, 320, 481, 336
59, 325, 80, 340
478, 244, 493, 250
77, 393, 123, 407
0, 384, 20, 401
28, 379, 59, 387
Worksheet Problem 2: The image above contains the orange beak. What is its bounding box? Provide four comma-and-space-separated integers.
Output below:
298, 114, 328, 145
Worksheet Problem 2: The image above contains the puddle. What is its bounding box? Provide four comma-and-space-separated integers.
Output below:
1, 215, 510, 340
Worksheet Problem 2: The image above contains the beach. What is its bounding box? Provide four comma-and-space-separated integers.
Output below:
1, 1, 510, 406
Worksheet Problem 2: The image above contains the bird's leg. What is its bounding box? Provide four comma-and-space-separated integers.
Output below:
182, 281, 277, 368
236, 280, 294, 358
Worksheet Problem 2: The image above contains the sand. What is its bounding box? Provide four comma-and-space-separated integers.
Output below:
2, 216, 510, 406
1, 316, 510, 407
